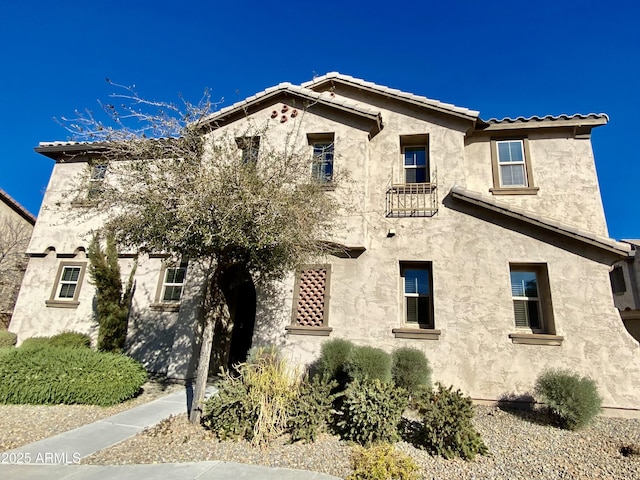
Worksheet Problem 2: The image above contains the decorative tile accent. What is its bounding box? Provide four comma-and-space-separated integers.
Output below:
295, 268, 327, 327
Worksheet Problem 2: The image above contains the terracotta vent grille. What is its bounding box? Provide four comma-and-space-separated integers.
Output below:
295, 268, 327, 327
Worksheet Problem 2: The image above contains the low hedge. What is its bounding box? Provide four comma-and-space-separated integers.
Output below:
0, 346, 146, 406
20, 332, 92, 349
0, 330, 17, 348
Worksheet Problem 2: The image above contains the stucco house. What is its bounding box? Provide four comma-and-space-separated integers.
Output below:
0, 188, 35, 329
610, 240, 640, 342
10, 73, 640, 415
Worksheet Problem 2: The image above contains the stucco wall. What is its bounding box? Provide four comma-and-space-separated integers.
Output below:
12, 87, 638, 412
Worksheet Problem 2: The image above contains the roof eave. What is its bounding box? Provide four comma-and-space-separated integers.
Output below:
450, 186, 631, 259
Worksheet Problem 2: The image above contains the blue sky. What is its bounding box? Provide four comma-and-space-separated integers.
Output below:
1, 1, 638, 239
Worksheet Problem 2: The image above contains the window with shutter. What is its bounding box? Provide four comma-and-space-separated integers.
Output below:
509, 264, 554, 334
401, 262, 433, 329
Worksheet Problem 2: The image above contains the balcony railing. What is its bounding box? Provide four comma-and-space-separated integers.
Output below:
386, 168, 438, 217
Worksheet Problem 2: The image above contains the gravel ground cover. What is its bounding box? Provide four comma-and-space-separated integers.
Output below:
0, 379, 182, 451
2, 388, 639, 479
83, 406, 640, 479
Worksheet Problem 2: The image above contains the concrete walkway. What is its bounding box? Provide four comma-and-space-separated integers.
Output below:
0, 389, 340, 480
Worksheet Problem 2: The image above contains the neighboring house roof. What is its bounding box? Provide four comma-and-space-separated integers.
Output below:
302, 72, 480, 121
450, 186, 631, 258
480, 113, 608, 131
200, 82, 383, 136
621, 240, 640, 248
0, 188, 36, 225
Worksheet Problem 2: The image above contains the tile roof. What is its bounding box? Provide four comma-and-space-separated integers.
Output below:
485, 113, 608, 124
301, 72, 480, 120
450, 185, 631, 258
202, 82, 383, 127
0, 188, 36, 224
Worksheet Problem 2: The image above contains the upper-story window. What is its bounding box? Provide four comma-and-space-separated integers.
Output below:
307, 133, 335, 185
497, 140, 527, 187
88, 163, 107, 199
236, 137, 260, 165
490, 139, 538, 195
403, 146, 428, 183
311, 142, 334, 182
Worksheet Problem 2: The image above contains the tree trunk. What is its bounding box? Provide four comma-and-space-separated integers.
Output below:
189, 268, 229, 424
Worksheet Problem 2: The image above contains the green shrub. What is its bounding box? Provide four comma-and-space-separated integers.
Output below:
534, 369, 602, 430
336, 378, 407, 445
344, 345, 392, 384
202, 347, 298, 447
49, 331, 92, 348
416, 383, 488, 460
19, 332, 92, 350
19, 337, 53, 349
348, 443, 418, 480
202, 373, 255, 441
312, 338, 354, 388
0, 346, 146, 406
288, 376, 337, 443
391, 347, 431, 394
0, 331, 17, 348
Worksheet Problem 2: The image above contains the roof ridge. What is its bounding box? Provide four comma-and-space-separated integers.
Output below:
301, 72, 479, 119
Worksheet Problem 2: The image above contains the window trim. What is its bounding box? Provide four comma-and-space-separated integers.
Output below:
150, 262, 187, 312
508, 263, 559, 343
46, 262, 86, 308
396, 262, 436, 335
286, 264, 332, 336
490, 138, 539, 195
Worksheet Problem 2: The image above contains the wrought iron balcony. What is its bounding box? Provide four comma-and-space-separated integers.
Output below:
386, 169, 438, 217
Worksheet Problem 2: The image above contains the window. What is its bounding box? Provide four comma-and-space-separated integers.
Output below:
401, 263, 433, 328
490, 139, 537, 194
311, 142, 334, 182
497, 140, 527, 187
509, 264, 555, 336
46, 262, 86, 307
610, 266, 626, 295
286, 265, 332, 336
403, 146, 428, 183
161, 265, 187, 302
510, 269, 542, 330
88, 163, 107, 198
236, 137, 260, 164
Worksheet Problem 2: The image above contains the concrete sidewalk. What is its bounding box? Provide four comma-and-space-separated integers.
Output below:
0, 388, 340, 479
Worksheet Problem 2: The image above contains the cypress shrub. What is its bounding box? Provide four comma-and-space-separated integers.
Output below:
88, 233, 136, 353
344, 345, 392, 384
534, 369, 602, 430
391, 347, 431, 394
0, 346, 146, 406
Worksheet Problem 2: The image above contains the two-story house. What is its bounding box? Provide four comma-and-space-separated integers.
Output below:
10, 73, 640, 414
610, 240, 640, 342
0, 188, 35, 329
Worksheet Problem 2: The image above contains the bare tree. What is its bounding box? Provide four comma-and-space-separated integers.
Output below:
60, 82, 340, 422
0, 216, 32, 328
